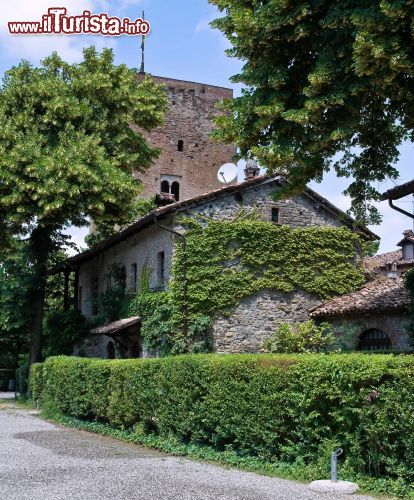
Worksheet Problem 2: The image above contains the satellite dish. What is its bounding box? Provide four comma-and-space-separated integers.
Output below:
217, 163, 238, 184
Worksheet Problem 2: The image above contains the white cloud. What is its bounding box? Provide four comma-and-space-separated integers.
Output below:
0, 0, 132, 64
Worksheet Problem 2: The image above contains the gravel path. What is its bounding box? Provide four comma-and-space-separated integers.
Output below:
0, 405, 374, 500
0, 391, 15, 399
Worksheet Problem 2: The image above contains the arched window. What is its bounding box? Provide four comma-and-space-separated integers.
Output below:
107, 341, 116, 359
171, 181, 180, 201
160, 180, 169, 193
358, 329, 392, 351
177, 140, 184, 152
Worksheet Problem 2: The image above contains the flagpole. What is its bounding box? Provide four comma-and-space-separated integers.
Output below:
139, 10, 145, 73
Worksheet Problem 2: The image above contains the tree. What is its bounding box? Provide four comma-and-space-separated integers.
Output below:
209, 0, 414, 224
0, 47, 168, 365
0, 236, 70, 367
85, 196, 157, 248
0, 242, 32, 367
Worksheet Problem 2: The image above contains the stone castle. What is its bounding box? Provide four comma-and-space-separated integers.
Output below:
54, 73, 413, 358
136, 75, 236, 201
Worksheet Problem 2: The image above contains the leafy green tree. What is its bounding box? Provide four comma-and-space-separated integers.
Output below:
210, 0, 414, 223
0, 234, 76, 367
0, 242, 32, 367
43, 309, 89, 358
0, 47, 168, 365
85, 196, 157, 248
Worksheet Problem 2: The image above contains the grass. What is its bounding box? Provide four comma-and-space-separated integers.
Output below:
36, 403, 399, 499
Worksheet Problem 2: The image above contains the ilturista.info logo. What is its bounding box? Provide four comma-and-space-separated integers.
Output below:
8, 7, 151, 36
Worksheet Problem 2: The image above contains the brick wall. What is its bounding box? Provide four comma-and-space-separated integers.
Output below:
135, 75, 236, 201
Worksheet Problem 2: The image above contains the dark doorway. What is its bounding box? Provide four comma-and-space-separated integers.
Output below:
171, 181, 180, 201
106, 341, 116, 359
358, 329, 392, 351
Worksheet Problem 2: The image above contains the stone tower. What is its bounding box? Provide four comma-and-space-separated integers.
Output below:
136, 75, 236, 201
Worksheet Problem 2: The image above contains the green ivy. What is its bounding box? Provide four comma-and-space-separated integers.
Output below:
128, 219, 366, 355
170, 219, 366, 326
91, 263, 130, 326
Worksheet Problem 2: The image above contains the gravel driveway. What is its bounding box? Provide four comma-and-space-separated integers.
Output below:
0, 403, 374, 500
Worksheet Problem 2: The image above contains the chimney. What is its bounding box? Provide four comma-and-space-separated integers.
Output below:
244, 158, 260, 180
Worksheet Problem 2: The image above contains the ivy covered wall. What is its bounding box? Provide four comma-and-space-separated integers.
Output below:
131, 217, 367, 354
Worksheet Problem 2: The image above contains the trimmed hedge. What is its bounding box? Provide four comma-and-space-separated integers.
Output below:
31, 354, 414, 485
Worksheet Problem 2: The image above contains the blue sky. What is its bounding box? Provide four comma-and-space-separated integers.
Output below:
1, 1, 413, 253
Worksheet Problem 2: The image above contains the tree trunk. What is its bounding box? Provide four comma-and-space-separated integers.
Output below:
28, 226, 53, 368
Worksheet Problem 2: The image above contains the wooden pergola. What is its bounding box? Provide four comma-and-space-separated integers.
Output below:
382, 179, 414, 219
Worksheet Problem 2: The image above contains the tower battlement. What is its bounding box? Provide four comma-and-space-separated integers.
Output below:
136, 74, 236, 201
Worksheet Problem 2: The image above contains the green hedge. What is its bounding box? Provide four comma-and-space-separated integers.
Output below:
31, 354, 414, 486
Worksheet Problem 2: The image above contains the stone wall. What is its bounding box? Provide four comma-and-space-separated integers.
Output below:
327, 314, 411, 352
77, 178, 361, 355
177, 180, 344, 229
136, 75, 236, 201
73, 334, 119, 358
212, 290, 321, 353
78, 224, 173, 319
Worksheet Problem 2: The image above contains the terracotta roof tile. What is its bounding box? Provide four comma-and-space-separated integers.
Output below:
363, 249, 414, 273
363, 250, 402, 273
310, 277, 410, 318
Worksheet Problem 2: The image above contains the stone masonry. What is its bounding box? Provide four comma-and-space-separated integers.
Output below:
136, 75, 236, 201
70, 176, 372, 357
212, 290, 321, 353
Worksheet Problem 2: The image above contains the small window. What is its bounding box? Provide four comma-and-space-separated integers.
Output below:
171, 181, 180, 201
107, 341, 116, 359
271, 208, 280, 223
358, 329, 392, 351
161, 180, 169, 193
131, 263, 138, 292
157, 251, 165, 286
177, 140, 184, 152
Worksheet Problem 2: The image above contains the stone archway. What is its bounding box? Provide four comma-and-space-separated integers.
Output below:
357, 328, 392, 351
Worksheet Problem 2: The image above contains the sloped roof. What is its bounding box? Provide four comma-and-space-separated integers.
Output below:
363, 248, 414, 274
90, 317, 140, 336
382, 179, 414, 200
310, 278, 410, 318
364, 250, 402, 273
397, 230, 414, 247
52, 174, 378, 273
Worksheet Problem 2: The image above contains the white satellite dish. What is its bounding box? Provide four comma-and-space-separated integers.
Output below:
217, 163, 238, 184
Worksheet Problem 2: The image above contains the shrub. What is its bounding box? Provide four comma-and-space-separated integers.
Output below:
30, 354, 414, 492
43, 309, 89, 358
263, 320, 336, 353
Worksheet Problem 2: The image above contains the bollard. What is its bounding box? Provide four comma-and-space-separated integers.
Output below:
309, 448, 358, 494
331, 448, 343, 482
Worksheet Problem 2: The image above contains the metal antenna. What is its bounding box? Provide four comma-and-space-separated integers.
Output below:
412, 194, 414, 231
139, 10, 145, 74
